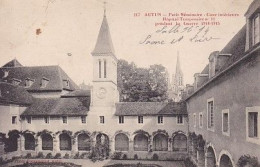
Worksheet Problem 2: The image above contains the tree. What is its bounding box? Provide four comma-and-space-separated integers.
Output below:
117, 59, 168, 102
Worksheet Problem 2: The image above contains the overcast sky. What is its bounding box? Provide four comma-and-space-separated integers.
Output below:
0, 0, 253, 86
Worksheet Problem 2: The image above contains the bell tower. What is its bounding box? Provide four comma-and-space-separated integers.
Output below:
91, 6, 119, 107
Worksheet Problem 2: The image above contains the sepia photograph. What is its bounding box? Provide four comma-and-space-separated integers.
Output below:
0, 0, 259, 166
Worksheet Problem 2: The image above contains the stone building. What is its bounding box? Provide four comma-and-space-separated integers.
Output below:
0, 9, 188, 160
184, 0, 260, 166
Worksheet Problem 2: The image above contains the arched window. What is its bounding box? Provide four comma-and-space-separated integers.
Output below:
153, 134, 168, 151
5, 134, 19, 152
134, 134, 148, 151
99, 60, 102, 78
78, 133, 91, 151
24, 133, 35, 150
206, 146, 216, 167
42, 133, 53, 150
173, 134, 187, 151
60, 133, 72, 151
104, 60, 107, 78
219, 154, 233, 167
115, 133, 129, 151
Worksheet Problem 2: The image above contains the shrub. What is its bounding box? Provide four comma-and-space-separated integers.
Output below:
74, 152, 80, 159
152, 153, 159, 161
134, 154, 138, 160
80, 153, 88, 159
111, 152, 122, 160
63, 153, 70, 159
46, 153, 53, 159
237, 155, 259, 167
36, 152, 44, 158
54, 153, 61, 159
184, 157, 196, 167
25, 153, 32, 159
122, 154, 127, 160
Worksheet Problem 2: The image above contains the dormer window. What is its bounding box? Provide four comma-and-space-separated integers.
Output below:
2, 70, 9, 78
253, 14, 260, 45
41, 77, 49, 88
12, 78, 21, 85
25, 78, 34, 87
63, 79, 70, 88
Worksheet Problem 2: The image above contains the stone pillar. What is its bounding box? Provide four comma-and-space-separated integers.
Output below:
168, 137, 172, 152
129, 140, 134, 152
19, 135, 25, 152
36, 136, 42, 152
110, 138, 115, 153
53, 135, 60, 154
72, 138, 78, 154
148, 136, 153, 152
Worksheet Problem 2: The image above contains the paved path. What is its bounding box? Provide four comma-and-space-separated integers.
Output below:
64, 159, 186, 167
4, 159, 185, 167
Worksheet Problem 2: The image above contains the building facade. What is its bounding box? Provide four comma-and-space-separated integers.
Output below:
184, 0, 260, 166
0, 10, 188, 161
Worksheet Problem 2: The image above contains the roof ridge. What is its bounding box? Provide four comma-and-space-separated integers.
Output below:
0, 65, 59, 69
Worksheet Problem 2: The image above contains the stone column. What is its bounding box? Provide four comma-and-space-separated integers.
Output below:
110, 138, 115, 153
72, 138, 78, 154
129, 140, 134, 152
36, 136, 42, 153
19, 135, 25, 152
53, 135, 60, 154
168, 137, 172, 152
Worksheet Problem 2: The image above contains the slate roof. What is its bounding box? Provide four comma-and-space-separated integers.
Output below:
0, 65, 79, 92
115, 102, 186, 116
0, 82, 33, 105
2, 59, 23, 68
186, 25, 247, 100
21, 97, 90, 116
92, 15, 116, 56
61, 89, 91, 97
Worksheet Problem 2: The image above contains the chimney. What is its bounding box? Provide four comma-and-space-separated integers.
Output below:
194, 73, 209, 90
208, 51, 231, 78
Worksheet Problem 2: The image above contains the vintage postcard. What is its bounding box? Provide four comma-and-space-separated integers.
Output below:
0, 0, 259, 167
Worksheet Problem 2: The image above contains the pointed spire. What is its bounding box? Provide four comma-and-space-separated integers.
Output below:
103, 1, 107, 17
92, 2, 115, 56
175, 51, 183, 75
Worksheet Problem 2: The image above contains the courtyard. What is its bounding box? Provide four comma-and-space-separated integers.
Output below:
3, 159, 186, 167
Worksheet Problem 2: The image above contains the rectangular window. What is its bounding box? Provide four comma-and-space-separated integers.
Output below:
158, 116, 163, 124
12, 116, 17, 124
100, 116, 105, 124
207, 100, 214, 129
248, 112, 258, 138
104, 60, 107, 78
81, 116, 86, 124
44, 116, 49, 124
199, 112, 203, 128
222, 110, 229, 134
177, 115, 183, 124
253, 15, 260, 45
138, 116, 143, 124
62, 116, 67, 124
27, 116, 31, 124
99, 60, 102, 78
119, 116, 124, 124
193, 113, 197, 127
